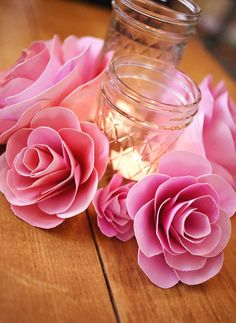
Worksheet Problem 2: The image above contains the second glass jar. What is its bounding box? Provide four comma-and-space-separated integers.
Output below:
96, 55, 201, 181
103, 0, 201, 65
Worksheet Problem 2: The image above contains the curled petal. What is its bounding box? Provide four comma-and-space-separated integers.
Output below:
116, 227, 134, 242
6, 129, 32, 167
11, 204, 64, 229
30, 107, 81, 131
198, 174, 236, 218
59, 128, 94, 183
80, 122, 109, 180
154, 176, 197, 212
176, 252, 224, 285
93, 188, 106, 217
180, 225, 221, 256
98, 216, 117, 238
0, 100, 49, 144
134, 199, 162, 257
138, 250, 179, 289
37, 168, 80, 215
204, 210, 231, 257
159, 151, 212, 178
164, 250, 207, 271
211, 161, 235, 189
157, 199, 189, 253
204, 119, 236, 172
107, 173, 123, 193
0, 153, 9, 193
127, 174, 169, 219
6, 35, 63, 105
58, 169, 98, 218
28, 127, 64, 156
183, 211, 211, 239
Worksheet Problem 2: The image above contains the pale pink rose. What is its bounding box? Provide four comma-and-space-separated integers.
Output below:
0, 107, 109, 229
0, 35, 111, 144
93, 173, 135, 241
127, 151, 236, 288
174, 76, 236, 191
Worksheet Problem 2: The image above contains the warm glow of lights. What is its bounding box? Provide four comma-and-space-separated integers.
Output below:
110, 148, 150, 181
116, 100, 133, 115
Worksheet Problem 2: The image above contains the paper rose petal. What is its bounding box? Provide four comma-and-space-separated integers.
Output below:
11, 204, 64, 229
138, 250, 179, 289
199, 174, 236, 217
6, 128, 32, 167
98, 216, 118, 237
204, 210, 231, 258
164, 251, 207, 271
27, 127, 64, 155
211, 161, 235, 188
173, 113, 206, 156
6, 36, 62, 104
0, 154, 9, 193
176, 253, 224, 285
58, 169, 98, 218
59, 128, 94, 183
30, 106, 81, 131
80, 122, 109, 180
204, 120, 236, 171
134, 199, 162, 257
159, 151, 212, 178
127, 173, 169, 219
154, 176, 198, 212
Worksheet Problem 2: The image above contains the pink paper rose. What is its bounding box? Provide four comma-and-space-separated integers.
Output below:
127, 151, 236, 288
93, 173, 135, 241
174, 76, 236, 190
0, 107, 109, 228
0, 35, 111, 144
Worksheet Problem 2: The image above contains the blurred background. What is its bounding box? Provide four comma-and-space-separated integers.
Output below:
80, 0, 236, 80
0, 0, 235, 81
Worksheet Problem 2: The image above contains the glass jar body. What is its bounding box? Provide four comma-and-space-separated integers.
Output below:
103, 0, 201, 65
96, 56, 201, 181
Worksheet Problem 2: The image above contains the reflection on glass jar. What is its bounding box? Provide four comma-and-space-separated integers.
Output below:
96, 55, 201, 180
103, 0, 201, 65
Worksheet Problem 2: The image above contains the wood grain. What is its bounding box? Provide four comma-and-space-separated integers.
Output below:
0, 0, 34, 69
0, 195, 116, 323
30, 0, 111, 40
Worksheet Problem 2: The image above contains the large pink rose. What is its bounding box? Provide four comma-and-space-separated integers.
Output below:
127, 151, 236, 288
0, 107, 109, 228
174, 76, 236, 190
0, 35, 111, 144
93, 173, 135, 241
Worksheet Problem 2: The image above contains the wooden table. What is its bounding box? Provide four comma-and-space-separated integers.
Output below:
0, 1, 236, 322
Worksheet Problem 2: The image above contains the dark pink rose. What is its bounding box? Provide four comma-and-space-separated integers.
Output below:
0, 35, 111, 144
0, 107, 109, 228
127, 151, 236, 288
93, 173, 135, 241
174, 76, 236, 191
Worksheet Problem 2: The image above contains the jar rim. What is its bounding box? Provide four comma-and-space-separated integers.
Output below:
108, 55, 201, 113
118, 0, 201, 25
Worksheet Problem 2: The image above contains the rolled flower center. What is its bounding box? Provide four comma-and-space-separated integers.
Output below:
184, 211, 211, 239
23, 148, 40, 171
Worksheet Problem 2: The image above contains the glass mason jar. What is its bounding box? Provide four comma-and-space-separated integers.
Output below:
103, 0, 201, 65
96, 55, 201, 181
